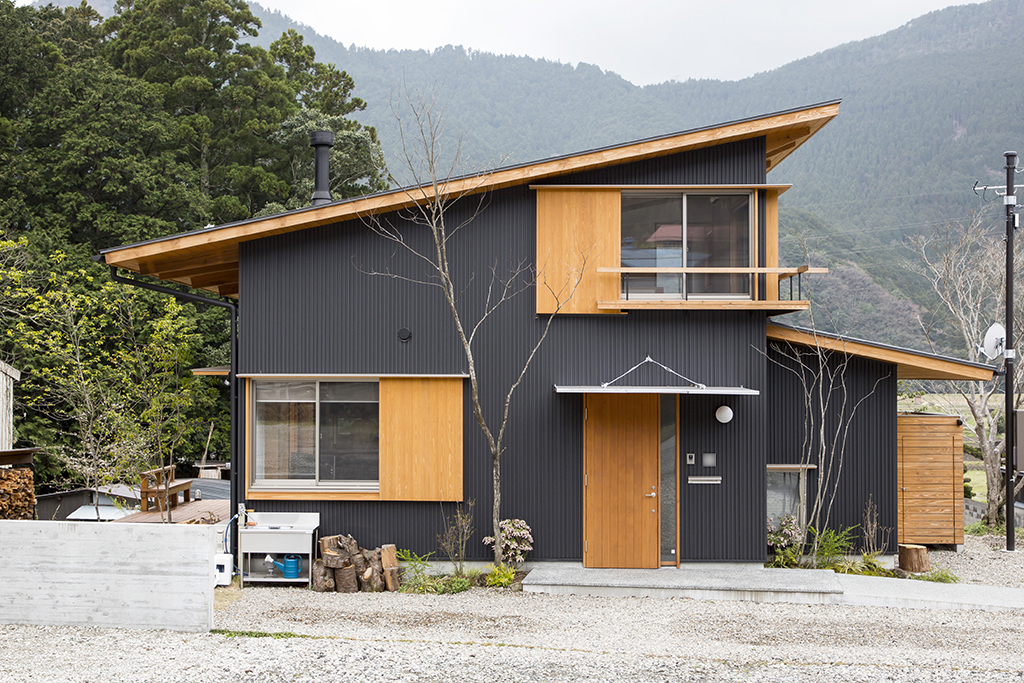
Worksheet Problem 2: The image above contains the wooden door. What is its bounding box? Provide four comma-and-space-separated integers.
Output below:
583, 393, 660, 568
897, 414, 964, 545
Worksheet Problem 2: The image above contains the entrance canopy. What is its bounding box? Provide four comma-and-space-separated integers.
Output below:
554, 385, 759, 395
555, 354, 760, 396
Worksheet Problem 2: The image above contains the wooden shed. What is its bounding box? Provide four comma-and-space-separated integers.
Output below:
897, 413, 964, 545
0, 360, 20, 451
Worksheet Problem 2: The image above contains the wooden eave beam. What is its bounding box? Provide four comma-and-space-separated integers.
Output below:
185, 268, 239, 289
154, 261, 238, 281
766, 324, 994, 382
138, 248, 239, 277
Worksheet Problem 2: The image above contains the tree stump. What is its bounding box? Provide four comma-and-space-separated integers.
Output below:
351, 550, 367, 585
381, 544, 399, 570
898, 544, 931, 573
311, 559, 335, 592
335, 564, 358, 593
320, 535, 352, 569
384, 566, 400, 591
340, 535, 361, 558
361, 548, 385, 592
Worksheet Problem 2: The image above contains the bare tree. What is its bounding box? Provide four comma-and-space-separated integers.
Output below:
905, 211, 1024, 524
770, 328, 888, 561
363, 88, 587, 563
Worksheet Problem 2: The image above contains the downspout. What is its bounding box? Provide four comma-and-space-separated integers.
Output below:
104, 265, 240, 557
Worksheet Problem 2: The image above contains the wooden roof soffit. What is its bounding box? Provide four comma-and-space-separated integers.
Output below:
766, 324, 995, 382
100, 101, 840, 296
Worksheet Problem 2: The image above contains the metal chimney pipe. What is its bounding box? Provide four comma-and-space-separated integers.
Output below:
310, 131, 335, 206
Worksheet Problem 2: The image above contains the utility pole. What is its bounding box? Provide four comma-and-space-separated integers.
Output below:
1005, 151, 1017, 552
974, 153, 1022, 551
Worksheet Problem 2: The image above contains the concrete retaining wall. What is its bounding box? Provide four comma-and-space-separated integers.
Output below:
964, 498, 1024, 528
0, 521, 216, 632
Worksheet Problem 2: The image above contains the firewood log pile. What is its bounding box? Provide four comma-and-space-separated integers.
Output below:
312, 534, 401, 593
0, 468, 34, 520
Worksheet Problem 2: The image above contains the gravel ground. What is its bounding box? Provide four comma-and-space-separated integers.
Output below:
930, 534, 1024, 588
3, 535, 1023, 683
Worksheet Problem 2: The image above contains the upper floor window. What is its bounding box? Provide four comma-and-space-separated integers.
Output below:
620, 192, 751, 300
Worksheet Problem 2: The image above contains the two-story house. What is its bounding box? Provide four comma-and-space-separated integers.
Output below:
99, 100, 991, 567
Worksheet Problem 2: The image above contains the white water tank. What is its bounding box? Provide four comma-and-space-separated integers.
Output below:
214, 553, 233, 586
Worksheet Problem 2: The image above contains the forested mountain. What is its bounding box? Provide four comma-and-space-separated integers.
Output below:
250, 0, 1024, 242
39, 0, 1024, 336
244, 0, 1024, 352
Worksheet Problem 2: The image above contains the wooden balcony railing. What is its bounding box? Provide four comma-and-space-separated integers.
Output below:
593, 265, 827, 311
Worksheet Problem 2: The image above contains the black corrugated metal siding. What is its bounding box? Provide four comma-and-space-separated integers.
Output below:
532, 138, 766, 186
766, 343, 898, 552
239, 143, 772, 562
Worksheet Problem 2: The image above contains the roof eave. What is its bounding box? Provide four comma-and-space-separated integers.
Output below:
100, 99, 841, 295
766, 323, 995, 382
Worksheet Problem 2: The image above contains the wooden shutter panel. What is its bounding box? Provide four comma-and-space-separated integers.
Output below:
379, 377, 463, 501
535, 188, 621, 314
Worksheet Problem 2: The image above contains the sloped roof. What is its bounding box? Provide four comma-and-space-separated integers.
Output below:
766, 323, 995, 381
98, 100, 841, 298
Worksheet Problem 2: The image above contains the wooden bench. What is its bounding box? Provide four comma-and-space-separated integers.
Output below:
140, 465, 192, 512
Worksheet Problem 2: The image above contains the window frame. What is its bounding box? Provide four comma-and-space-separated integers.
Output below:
243, 375, 466, 502
250, 378, 380, 493
620, 190, 754, 301
766, 463, 816, 530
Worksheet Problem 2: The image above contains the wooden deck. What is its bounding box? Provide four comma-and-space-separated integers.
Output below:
114, 498, 230, 525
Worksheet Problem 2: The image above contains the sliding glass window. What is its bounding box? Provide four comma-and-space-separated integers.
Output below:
621, 192, 752, 299
252, 380, 379, 491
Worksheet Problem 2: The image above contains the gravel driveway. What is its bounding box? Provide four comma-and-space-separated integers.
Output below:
3, 535, 1023, 682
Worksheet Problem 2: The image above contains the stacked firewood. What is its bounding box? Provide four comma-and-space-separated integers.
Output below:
0, 468, 34, 520
312, 534, 401, 593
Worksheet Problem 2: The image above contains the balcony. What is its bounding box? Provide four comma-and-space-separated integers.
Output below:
595, 266, 826, 313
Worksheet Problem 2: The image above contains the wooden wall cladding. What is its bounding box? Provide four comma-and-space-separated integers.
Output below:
897, 413, 964, 545
764, 189, 780, 300
535, 188, 621, 314
379, 377, 463, 501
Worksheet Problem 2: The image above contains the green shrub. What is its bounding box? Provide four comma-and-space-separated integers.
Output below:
809, 525, 856, 568
831, 552, 897, 577
483, 519, 533, 567
485, 563, 517, 587
965, 521, 990, 536
396, 548, 436, 594
436, 575, 472, 594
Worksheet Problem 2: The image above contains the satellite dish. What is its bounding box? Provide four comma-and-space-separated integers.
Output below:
981, 323, 1007, 361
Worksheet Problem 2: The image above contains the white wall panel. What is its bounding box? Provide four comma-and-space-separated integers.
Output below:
0, 521, 216, 632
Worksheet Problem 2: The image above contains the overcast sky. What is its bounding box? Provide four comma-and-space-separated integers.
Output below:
251, 0, 979, 85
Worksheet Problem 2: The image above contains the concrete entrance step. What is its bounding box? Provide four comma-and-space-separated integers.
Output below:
522, 564, 1024, 611
523, 565, 843, 605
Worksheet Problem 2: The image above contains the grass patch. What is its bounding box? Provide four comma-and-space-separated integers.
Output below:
964, 471, 987, 502
910, 567, 959, 584
966, 520, 1024, 539
213, 575, 244, 611
211, 629, 310, 639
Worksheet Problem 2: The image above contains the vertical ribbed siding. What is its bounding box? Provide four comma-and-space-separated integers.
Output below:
532, 138, 766, 187
238, 144, 774, 562
766, 344, 898, 552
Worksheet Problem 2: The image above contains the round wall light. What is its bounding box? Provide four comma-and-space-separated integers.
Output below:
715, 405, 734, 424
